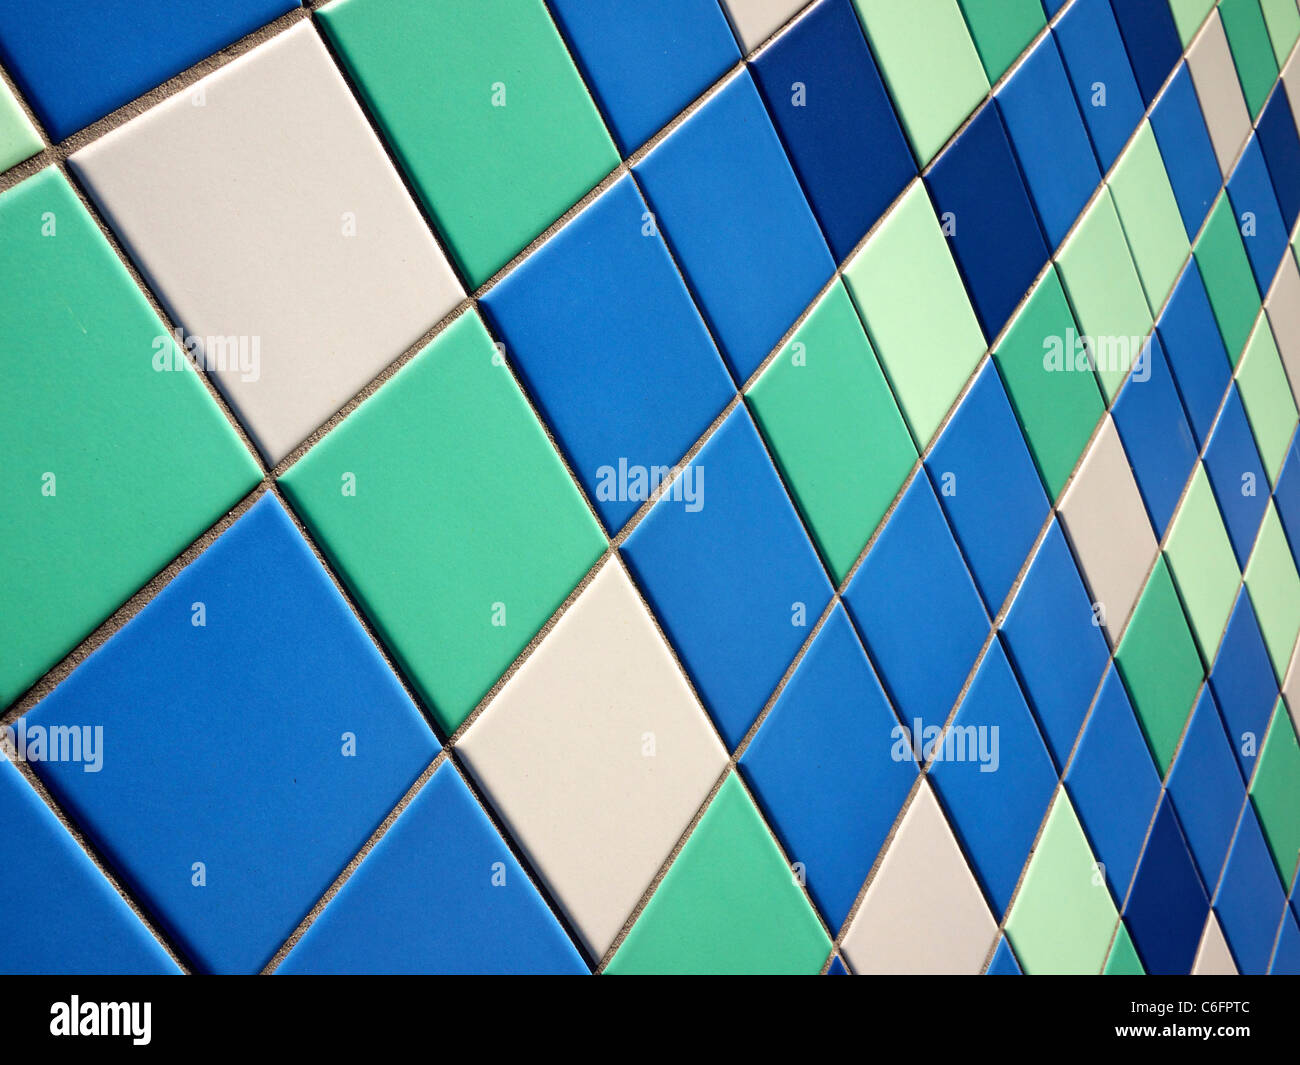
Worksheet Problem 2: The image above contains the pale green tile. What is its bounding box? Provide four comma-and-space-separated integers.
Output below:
0, 78, 41, 172
1261, 0, 1300, 65
1236, 316, 1299, 486
1245, 502, 1300, 681
1169, 0, 1218, 47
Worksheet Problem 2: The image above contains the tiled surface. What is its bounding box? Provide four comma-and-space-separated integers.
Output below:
5, 0, 1300, 976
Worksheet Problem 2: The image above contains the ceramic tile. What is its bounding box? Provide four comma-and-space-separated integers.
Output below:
0, 76, 41, 172
1192, 912, 1240, 973
1266, 251, 1300, 410
1108, 0, 1183, 105
719, 0, 809, 53
1227, 136, 1291, 295
1150, 63, 1227, 240
1218, 0, 1280, 119
1156, 259, 1234, 448
1203, 385, 1271, 566
1213, 802, 1288, 973
956, 0, 1045, 83
1105, 923, 1146, 974
1188, 200, 1258, 369
1260, 0, 1300, 66
1257, 91, 1300, 229
1270, 908, 1300, 972
1211, 589, 1285, 782
1276, 439, 1300, 561
1249, 703, 1300, 890
1236, 316, 1299, 485
1245, 502, 1300, 680
1169, 0, 1218, 47
1186, 11, 1254, 175
1124, 794, 1210, 974
986, 935, 1023, 975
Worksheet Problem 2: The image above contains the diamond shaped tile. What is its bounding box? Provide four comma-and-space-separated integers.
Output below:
1245, 502, 1300, 680
1156, 259, 1234, 448
1212, 589, 1285, 782
1149, 63, 1225, 240
1204, 384, 1271, 566
1227, 136, 1290, 295
1186, 11, 1253, 175
956, 0, 1045, 83
1236, 316, 1299, 486
1124, 794, 1210, 974
1108, 0, 1182, 106
1250, 703, 1300, 890
1213, 801, 1288, 973
1218, 0, 1279, 119
0, 76, 41, 172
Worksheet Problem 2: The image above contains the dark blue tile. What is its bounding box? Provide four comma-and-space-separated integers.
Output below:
1168, 687, 1247, 891
1257, 89, 1300, 231
1203, 385, 1271, 568
1227, 136, 1290, 296
739, 605, 916, 931
1155, 259, 1232, 449
0, 759, 179, 975
1052, 0, 1146, 170
620, 405, 833, 750
987, 935, 1022, 974
1111, 334, 1200, 539
1273, 438, 1300, 566
1272, 909, 1300, 974
1002, 521, 1110, 768
925, 362, 1050, 613
995, 34, 1101, 250
546, 0, 739, 155
0, 0, 300, 141
929, 641, 1058, 919
1124, 794, 1210, 975
481, 176, 735, 533
924, 104, 1049, 340
826, 954, 849, 975
1106, 0, 1180, 106
842, 473, 989, 733
278, 762, 587, 974
1149, 63, 1223, 240
1065, 665, 1163, 903
750, 0, 915, 261
634, 70, 835, 383
1214, 803, 1288, 974
23, 495, 438, 974
1210, 589, 1280, 783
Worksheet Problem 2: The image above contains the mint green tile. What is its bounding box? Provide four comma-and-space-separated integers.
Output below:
956, 0, 1046, 83
1245, 502, 1300, 681
606, 774, 831, 974
850, 0, 989, 165
318, 0, 618, 287
1195, 193, 1262, 365
1104, 922, 1145, 974
1115, 556, 1204, 774
746, 280, 917, 585
1005, 792, 1119, 974
1261, 0, 1300, 65
1169, 0, 1218, 46
0, 78, 41, 172
0, 169, 261, 708
1236, 317, 1299, 486
1107, 122, 1191, 314
842, 181, 986, 449
1056, 188, 1155, 402
1218, 0, 1281, 118
1249, 703, 1300, 890
1164, 464, 1242, 664
279, 310, 606, 735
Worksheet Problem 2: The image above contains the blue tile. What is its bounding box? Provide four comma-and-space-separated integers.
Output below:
925, 362, 1050, 613
987, 935, 1022, 975
1273, 438, 1300, 566
740, 606, 916, 930
1065, 664, 1162, 903
750, 0, 915, 261
1148, 63, 1223, 240
481, 176, 735, 533
1256, 89, 1300, 231
1203, 385, 1271, 568
0, 0, 299, 141
1052, 0, 1146, 170
620, 405, 833, 750
1106, 0, 1180, 106
1214, 803, 1288, 974
23, 495, 438, 974
1271, 909, 1300, 974
924, 104, 1049, 341
842, 473, 989, 732
1226, 136, 1290, 296
546, 0, 738, 155
634, 70, 835, 383
1168, 687, 1248, 891
1210, 589, 1280, 783
0, 759, 179, 975
1002, 521, 1110, 768
277, 762, 587, 974
1124, 794, 1210, 975
1111, 334, 1200, 538
929, 642, 1058, 919
995, 34, 1101, 251
826, 954, 848, 975
1155, 259, 1232, 449
1042, 0, 1068, 16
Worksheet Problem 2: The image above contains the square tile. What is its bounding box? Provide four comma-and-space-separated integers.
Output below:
1124, 794, 1210, 974
1149, 63, 1226, 241
1155, 259, 1234, 448
1186, 11, 1253, 175
1227, 136, 1291, 295
1250, 704, 1300, 890
318, 0, 618, 287
1211, 589, 1283, 782
1266, 251, 1300, 410
0, 76, 41, 171
1203, 385, 1271, 566
455, 558, 727, 959
1245, 502, 1300, 680
1108, 0, 1182, 105
956, 0, 1045, 83
1236, 316, 1299, 485
1218, 0, 1280, 119
1213, 802, 1288, 973
69, 23, 464, 464
719, 0, 809, 52
279, 310, 606, 737
1257, 90, 1300, 230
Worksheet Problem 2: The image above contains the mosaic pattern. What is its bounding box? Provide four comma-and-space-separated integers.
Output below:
3, 0, 1300, 976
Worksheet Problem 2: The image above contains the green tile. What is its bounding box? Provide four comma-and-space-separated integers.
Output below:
745, 280, 917, 585
318, 0, 618, 287
0, 169, 261, 708
1115, 556, 1204, 774
279, 310, 606, 736
842, 181, 986, 449
1169, 0, 1218, 46
606, 773, 831, 975
850, 0, 989, 165
1163, 464, 1242, 664
993, 266, 1106, 500
1005, 792, 1119, 975
1260, 0, 1300, 65
1244, 502, 1300, 681
1106, 122, 1190, 315
1219, 0, 1281, 118
1194, 193, 1262, 366
956, 0, 1046, 83
1104, 922, 1145, 974
1249, 703, 1300, 890
1236, 317, 1299, 486
1056, 188, 1155, 402
0, 78, 41, 172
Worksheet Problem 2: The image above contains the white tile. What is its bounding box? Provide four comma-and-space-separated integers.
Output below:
1283, 45, 1300, 143
69, 22, 463, 464
720, 0, 809, 54
1192, 912, 1239, 975
1266, 251, 1300, 412
840, 781, 997, 975
1058, 415, 1160, 645
456, 557, 727, 959
1186, 12, 1252, 177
